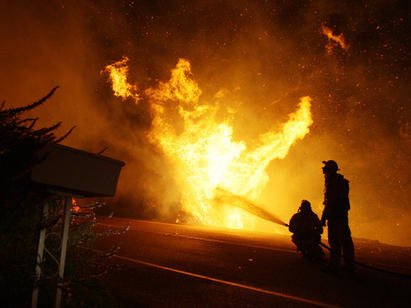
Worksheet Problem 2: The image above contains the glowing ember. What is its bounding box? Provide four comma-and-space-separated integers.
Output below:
321, 24, 349, 53
105, 58, 312, 230
72, 199, 80, 213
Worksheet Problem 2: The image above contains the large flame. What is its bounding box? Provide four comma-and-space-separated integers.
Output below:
105, 58, 313, 230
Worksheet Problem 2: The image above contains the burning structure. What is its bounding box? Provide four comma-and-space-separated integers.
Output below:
1, 0, 410, 246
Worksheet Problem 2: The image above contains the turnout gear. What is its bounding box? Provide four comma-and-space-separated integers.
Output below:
321, 173, 350, 225
321, 160, 355, 274
289, 200, 325, 261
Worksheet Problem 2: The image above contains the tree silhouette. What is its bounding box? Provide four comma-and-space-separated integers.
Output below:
0, 88, 73, 307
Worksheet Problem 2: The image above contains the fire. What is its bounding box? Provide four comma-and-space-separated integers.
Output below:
102, 56, 140, 102
104, 58, 313, 230
321, 24, 349, 53
72, 199, 80, 213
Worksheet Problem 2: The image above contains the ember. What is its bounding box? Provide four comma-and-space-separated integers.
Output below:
321, 24, 349, 53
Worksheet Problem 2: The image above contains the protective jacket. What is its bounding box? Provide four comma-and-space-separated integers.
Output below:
322, 173, 350, 224
289, 209, 323, 239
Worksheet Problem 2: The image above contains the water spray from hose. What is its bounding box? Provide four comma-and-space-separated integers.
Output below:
214, 188, 288, 227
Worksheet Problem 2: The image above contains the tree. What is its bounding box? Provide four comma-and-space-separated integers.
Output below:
0, 87, 70, 306
0, 89, 122, 307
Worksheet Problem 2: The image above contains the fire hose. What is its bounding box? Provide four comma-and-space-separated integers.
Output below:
215, 188, 411, 279
318, 239, 411, 278
283, 223, 411, 279
283, 222, 411, 278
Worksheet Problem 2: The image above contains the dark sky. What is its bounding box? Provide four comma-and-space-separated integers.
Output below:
1, 0, 410, 246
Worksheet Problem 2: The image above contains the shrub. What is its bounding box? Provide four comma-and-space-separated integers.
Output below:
0, 89, 121, 307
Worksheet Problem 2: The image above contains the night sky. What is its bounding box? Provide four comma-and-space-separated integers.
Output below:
1, 0, 410, 246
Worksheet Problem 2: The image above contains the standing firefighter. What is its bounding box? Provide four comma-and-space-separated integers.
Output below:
289, 200, 325, 261
321, 160, 355, 274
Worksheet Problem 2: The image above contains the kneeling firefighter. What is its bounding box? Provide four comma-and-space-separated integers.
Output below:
289, 200, 325, 261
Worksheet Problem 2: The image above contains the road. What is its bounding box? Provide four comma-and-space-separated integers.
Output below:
93, 217, 411, 307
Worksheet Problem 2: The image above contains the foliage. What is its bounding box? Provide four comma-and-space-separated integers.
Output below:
0, 88, 67, 307
0, 87, 72, 184
35, 199, 122, 307
0, 89, 122, 307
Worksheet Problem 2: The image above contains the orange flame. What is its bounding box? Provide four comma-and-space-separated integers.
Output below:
105, 58, 313, 230
102, 56, 140, 102
72, 199, 80, 213
321, 24, 349, 53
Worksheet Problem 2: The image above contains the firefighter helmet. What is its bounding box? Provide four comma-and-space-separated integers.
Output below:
322, 160, 339, 172
300, 200, 311, 210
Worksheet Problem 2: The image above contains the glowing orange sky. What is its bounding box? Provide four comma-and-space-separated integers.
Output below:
1, 0, 410, 246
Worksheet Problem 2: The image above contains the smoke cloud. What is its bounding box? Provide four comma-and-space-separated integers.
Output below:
1, 0, 410, 246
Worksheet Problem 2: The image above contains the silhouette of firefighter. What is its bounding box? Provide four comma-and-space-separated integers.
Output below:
289, 200, 325, 261
321, 160, 355, 274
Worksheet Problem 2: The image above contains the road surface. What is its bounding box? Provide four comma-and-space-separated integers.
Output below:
93, 217, 411, 307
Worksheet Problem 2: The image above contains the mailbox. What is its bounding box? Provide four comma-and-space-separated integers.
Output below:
31, 143, 125, 198
31, 142, 125, 308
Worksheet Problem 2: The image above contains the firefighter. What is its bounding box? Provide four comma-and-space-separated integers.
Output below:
321, 160, 355, 274
289, 200, 325, 261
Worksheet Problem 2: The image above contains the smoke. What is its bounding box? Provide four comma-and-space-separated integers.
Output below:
1, 0, 410, 246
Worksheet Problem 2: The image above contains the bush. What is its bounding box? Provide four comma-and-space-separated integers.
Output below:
0, 88, 66, 307
0, 89, 120, 307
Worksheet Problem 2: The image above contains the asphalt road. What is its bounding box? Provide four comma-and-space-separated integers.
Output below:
93, 217, 411, 308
